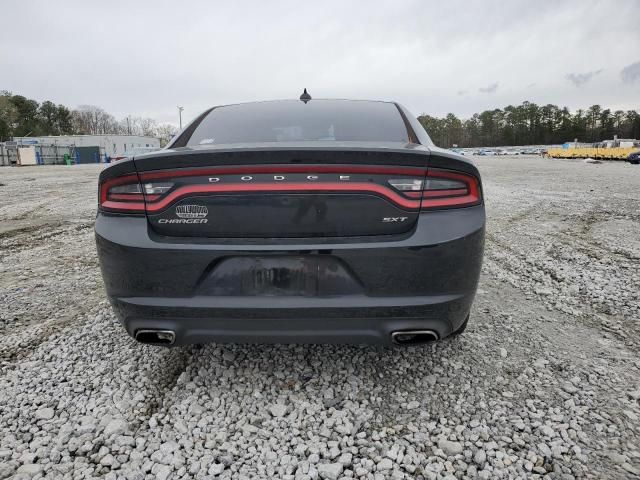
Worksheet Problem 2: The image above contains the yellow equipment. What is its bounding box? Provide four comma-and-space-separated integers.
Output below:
547, 147, 637, 160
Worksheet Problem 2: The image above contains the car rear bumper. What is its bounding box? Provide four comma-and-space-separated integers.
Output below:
95, 206, 485, 346
112, 292, 472, 345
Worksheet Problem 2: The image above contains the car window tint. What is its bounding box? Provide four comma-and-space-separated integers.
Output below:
184, 100, 410, 146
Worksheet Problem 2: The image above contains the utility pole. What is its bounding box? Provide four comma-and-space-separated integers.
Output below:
126, 116, 131, 135
177, 106, 184, 129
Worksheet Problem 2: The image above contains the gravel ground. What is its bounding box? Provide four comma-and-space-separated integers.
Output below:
0, 157, 639, 480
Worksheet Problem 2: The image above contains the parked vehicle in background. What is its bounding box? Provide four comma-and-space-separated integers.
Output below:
95, 96, 485, 347
627, 150, 640, 164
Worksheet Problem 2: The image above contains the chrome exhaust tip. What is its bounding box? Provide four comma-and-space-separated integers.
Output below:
134, 329, 176, 346
391, 330, 439, 345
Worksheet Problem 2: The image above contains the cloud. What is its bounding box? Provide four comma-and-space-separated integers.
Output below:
457, 90, 468, 96
620, 61, 640, 83
478, 83, 499, 94
565, 69, 602, 87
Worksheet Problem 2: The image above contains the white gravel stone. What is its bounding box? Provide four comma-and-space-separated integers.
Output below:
104, 418, 128, 437
438, 440, 464, 456
317, 462, 343, 479
606, 452, 627, 464
405, 401, 420, 410
474, 450, 487, 465
208, 463, 225, 475
153, 464, 173, 480
17, 464, 43, 475
35, 407, 54, 420
337, 452, 352, 466
269, 404, 288, 418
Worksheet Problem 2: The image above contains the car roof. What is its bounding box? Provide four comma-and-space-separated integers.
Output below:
210, 98, 397, 109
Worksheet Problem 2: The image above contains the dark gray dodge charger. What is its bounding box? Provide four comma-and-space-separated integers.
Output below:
95, 96, 485, 346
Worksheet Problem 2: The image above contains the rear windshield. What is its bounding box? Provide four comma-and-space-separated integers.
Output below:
179, 100, 410, 146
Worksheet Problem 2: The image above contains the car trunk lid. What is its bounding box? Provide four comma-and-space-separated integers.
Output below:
133, 143, 429, 238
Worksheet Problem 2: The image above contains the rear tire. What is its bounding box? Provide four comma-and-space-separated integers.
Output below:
450, 314, 470, 337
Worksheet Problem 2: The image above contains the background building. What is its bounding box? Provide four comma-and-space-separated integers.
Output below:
11, 134, 160, 158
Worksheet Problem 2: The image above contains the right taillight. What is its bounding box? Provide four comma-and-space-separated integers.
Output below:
420, 170, 481, 209
388, 170, 481, 210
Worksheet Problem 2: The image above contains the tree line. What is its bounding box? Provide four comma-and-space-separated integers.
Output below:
2, 91, 639, 149
418, 101, 640, 148
0, 91, 178, 146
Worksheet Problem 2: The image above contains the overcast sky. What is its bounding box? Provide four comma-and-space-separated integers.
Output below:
2, 0, 639, 126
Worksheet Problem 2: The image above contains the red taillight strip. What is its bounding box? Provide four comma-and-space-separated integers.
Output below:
427, 169, 477, 183
107, 193, 161, 202
101, 200, 146, 211
422, 194, 479, 208
100, 167, 481, 213
139, 164, 427, 181
144, 182, 422, 212
422, 188, 469, 198
404, 191, 424, 199
107, 193, 144, 201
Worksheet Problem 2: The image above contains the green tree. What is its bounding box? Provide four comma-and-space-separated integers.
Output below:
613, 110, 625, 134
417, 114, 445, 146
586, 105, 602, 141
0, 93, 18, 141
599, 109, 615, 140
9, 95, 41, 136
540, 104, 558, 144
442, 113, 463, 147
626, 110, 640, 139
56, 105, 74, 134
462, 115, 480, 147
38, 100, 59, 134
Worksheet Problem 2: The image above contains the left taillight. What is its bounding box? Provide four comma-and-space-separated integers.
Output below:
99, 174, 145, 213
99, 175, 174, 213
